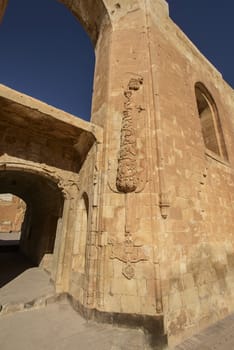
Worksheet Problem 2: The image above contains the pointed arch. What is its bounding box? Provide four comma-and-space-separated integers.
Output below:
195, 82, 228, 160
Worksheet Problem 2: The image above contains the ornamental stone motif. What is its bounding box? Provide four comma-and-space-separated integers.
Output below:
116, 78, 143, 193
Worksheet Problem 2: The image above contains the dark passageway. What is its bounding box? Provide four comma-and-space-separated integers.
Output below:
0, 251, 34, 288
0, 170, 64, 287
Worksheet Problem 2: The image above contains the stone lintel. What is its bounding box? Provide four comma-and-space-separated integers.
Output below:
0, 84, 102, 161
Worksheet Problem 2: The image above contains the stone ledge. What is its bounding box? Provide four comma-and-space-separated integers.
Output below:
67, 294, 168, 349
0, 290, 168, 348
0, 292, 67, 317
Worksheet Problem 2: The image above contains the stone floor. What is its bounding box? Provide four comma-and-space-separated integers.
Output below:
0, 302, 148, 350
1, 248, 234, 349
173, 313, 234, 350
0, 265, 54, 305
0, 250, 149, 349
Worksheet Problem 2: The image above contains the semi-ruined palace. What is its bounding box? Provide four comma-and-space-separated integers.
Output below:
0, 0, 234, 348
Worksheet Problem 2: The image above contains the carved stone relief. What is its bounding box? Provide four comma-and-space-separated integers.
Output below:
107, 76, 149, 279
116, 77, 144, 193
108, 76, 147, 194
110, 234, 148, 280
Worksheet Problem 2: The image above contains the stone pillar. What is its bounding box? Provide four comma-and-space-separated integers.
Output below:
54, 185, 78, 293
54, 197, 71, 292
91, 0, 169, 317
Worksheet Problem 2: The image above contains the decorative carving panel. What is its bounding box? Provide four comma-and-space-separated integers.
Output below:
110, 236, 148, 280
113, 76, 147, 193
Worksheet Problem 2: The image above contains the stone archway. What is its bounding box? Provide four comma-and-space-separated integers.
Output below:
0, 0, 169, 343
0, 84, 99, 288
1, 0, 111, 42
59, 0, 111, 45
0, 169, 64, 268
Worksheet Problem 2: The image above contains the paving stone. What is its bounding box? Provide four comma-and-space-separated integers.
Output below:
0, 266, 55, 305
174, 313, 234, 350
0, 303, 147, 350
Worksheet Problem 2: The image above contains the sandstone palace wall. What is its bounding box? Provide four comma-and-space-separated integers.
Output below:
0, 0, 233, 347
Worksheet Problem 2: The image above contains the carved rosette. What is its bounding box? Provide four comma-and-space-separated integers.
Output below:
116, 78, 143, 193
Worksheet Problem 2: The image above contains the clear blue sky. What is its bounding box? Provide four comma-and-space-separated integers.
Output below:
167, 0, 234, 88
0, 0, 95, 120
0, 0, 233, 121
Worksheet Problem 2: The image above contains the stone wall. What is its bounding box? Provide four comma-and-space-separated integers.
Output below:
148, 1, 234, 345
0, 84, 100, 288
0, 0, 234, 347
0, 194, 25, 233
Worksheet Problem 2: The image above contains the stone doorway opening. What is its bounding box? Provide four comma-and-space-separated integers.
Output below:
0, 169, 64, 287
0, 193, 26, 248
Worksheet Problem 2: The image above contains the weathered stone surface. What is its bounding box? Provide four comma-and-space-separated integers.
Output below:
0, 194, 25, 233
0, 0, 234, 347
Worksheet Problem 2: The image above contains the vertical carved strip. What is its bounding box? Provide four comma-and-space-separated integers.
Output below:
116, 78, 143, 193
143, 4, 169, 218
143, 0, 165, 314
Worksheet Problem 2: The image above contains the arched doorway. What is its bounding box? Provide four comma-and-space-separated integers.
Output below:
0, 170, 64, 276
0, 193, 26, 249
0, 193, 29, 287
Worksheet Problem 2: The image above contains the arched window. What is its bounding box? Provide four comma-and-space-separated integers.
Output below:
195, 83, 228, 160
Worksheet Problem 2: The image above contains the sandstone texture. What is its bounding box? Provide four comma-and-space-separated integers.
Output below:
0, 0, 234, 347
0, 194, 25, 233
